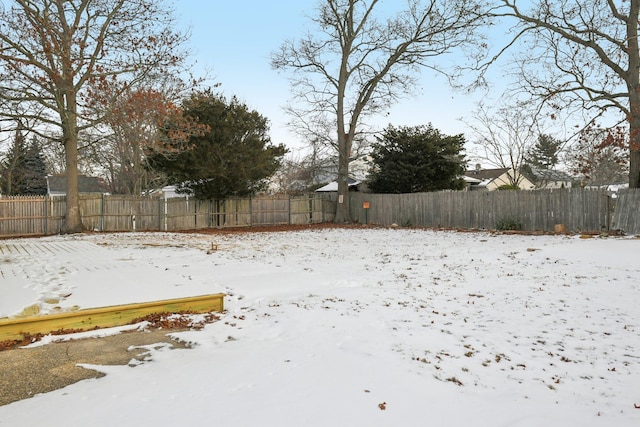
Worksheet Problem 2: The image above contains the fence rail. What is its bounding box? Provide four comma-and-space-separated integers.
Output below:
1, 188, 639, 238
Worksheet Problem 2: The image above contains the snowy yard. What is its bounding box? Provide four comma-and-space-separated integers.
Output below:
1, 227, 639, 426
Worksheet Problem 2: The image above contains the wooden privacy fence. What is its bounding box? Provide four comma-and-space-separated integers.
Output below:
610, 189, 640, 234
349, 188, 640, 234
0, 194, 328, 237
0, 196, 64, 237
2, 188, 639, 238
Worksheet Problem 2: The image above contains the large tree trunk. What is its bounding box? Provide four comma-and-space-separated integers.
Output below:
627, 0, 640, 188
334, 154, 351, 223
62, 90, 83, 234
627, 75, 640, 188
629, 119, 640, 188
334, 134, 352, 223
63, 137, 82, 233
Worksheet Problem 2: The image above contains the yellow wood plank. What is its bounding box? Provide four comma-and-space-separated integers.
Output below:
0, 293, 225, 342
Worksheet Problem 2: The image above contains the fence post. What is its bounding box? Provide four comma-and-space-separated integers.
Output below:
43, 196, 48, 235
100, 193, 105, 232
233, 197, 238, 226
207, 199, 211, 228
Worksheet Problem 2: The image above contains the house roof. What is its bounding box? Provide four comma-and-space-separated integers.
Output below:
527, 167, 573, 182
464, 168, 509, 181
464, 167, 537, 190
47, 175, 104, 195
463, 175, 482, 184
315, 177, 360, 192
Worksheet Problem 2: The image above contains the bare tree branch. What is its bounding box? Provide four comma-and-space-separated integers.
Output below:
0, 0, 191, 232
464, 101, 541, 187
272, 0, 492, 221
496, 0, 640, 187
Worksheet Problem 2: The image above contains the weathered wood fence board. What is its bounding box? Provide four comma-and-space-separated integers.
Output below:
1, 189, 638, 237
349, 188, 636, 234
251, 195, 289, 226
0, 196, 64, 236
611, 189, 640, 233
290, 196, 326, 224
0, 194, 327, 238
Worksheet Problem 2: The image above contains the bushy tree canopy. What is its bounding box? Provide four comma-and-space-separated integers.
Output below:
367, 124, 466, 193
149, 91, 287, 199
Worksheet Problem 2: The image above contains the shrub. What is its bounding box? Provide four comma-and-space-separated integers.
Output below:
496, 217, 523, 231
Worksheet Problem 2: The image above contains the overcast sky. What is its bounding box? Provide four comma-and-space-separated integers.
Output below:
178, 1, 507, 155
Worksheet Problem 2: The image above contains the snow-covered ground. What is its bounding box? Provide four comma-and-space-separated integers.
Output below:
1, 228, 639, 426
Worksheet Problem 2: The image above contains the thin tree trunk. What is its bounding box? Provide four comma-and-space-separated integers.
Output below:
334, 132, 352, 223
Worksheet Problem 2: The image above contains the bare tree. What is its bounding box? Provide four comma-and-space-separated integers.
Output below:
497, 0, 640, 188
465, 102, 538, 187
272, 0, 491, 222
94, 88, 177, 194
570, 123, 629, 186
0, 0, 190, 232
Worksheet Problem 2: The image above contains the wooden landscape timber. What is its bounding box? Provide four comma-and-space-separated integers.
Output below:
0, 293, 225, 342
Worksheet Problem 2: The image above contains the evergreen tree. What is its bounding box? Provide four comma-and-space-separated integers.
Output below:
149, 91, 287, 199
526, 134, 562, 169
0, 127, 27, 195
367, 124, 466, 194
22, 138, 48, 195
0, 131, 49, 195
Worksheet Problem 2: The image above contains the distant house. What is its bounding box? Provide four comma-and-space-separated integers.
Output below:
523, 166, 574, 189
46, 174, 105, 196
315, 177, 363, 192
462, 175, 482, 190
148, 184, 194, 199
311, 156, 371, 193
464, 166, 535, 191
268, 154, 371, 194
